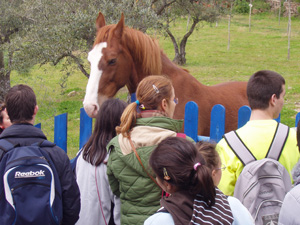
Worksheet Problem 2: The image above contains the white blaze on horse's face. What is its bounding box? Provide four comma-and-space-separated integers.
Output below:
83, 42, 108, 118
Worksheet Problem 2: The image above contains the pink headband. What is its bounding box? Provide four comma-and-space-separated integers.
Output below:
193, 162, 201, 171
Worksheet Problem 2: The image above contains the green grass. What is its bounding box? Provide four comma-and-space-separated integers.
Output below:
11, 13, 300, 158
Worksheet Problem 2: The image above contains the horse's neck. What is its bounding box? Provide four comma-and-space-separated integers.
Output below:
160, 53, 206, 89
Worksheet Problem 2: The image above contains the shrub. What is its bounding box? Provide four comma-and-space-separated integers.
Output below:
234, 0, 250, 14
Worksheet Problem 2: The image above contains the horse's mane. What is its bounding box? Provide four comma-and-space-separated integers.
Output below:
94, 24, 162, 75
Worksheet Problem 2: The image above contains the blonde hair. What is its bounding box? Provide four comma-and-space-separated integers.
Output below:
116, 75, 173, 137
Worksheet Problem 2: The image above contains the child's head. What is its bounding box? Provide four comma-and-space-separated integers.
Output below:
0, 102, 12, 133
83, 98, 127, 166
149, 137, 216, 207
5, 84, 37, 123
94, 98, 127, 138
116, 75, 177, 136
196, 142, 225, 186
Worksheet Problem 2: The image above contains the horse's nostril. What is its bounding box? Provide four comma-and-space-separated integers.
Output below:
84, 103, 99, 118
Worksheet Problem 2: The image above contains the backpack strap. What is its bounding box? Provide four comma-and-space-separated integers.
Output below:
266, 123, 289, 160
33, 140, 56, 148
0, 139, 18, 152
0, 139, 17, 161
224, 123, 290, 166
128, 135, 160, 188
224, 131, 256, 166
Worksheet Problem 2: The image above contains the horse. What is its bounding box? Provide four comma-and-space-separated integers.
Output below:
83, 12, 249, 136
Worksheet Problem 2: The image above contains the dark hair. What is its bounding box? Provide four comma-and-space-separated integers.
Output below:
116, 75, 173, 137
0, 101, 6, 133
5, 84, 37, 123
247, 70, 285, 110
196, 141, 219, 170
149, 137, 216, 207
82, 98, 127, 166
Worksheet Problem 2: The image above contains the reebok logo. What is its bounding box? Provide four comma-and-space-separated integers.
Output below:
15, 170, 45, 178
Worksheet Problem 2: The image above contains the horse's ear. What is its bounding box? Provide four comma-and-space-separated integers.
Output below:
96, 12, 106, 30
113, 13, 125, 39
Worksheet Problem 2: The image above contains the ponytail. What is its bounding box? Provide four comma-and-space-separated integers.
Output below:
191, 163, 216, 207
116, 102, 138, 137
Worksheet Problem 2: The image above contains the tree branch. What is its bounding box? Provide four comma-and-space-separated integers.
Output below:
53, 53, 89, 78
165, 28, 179, 55
180, 17, 199, 50
69, 53, 89, 78
155, 0, 177, 15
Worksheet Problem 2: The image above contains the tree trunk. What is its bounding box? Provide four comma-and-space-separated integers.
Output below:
287, 0, 291, 60
228, 2, 233, 51
166, 28, 181, 64
278, 0, 281, 25
186, 13, 190, 32
249, 0, 252, 32
168, 17, 199, 66
0, 50, 11, 101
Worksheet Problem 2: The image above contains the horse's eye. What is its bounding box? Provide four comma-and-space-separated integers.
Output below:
108, 58, 117, 65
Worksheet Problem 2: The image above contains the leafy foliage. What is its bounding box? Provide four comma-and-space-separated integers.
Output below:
234, 0, 250, 14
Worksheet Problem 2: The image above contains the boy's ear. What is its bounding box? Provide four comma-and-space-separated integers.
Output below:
33, 105, 39, 116
269, 94, 277, 106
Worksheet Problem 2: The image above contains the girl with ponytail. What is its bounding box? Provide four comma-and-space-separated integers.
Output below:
145, 137, 254, 225
107, 75, 188, 225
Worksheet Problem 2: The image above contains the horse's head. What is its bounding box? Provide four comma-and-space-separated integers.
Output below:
83, 12, 162, 118
83, 13, 135, 118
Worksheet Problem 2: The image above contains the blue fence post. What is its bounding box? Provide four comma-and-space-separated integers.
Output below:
34, 123, 41, 129
210, 104, 225, 143
54, 113, 68, 153
238, 105, 251, 128
184, 101, 199, 142
275, 113, 281, 123
131, 93, 136, 102
79, 108, 93, 149
296, 112, 300, 127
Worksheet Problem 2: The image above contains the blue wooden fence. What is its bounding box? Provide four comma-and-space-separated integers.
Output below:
43, 101, 300, 153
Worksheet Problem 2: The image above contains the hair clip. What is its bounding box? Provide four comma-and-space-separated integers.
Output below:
135, 100, 140, 106
163, 167, 171, 180
139, 104, 145, 110
193, 162, 201, 171
152, 85, 159, 93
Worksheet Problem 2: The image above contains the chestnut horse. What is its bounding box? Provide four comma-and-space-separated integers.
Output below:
83, 12, 249, 136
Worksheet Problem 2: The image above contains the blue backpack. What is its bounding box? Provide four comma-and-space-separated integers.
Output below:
0, 140, 63, 225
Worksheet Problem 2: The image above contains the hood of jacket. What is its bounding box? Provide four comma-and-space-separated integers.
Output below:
116, 116, 183, 155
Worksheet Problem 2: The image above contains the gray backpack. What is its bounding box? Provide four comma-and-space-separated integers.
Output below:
224, 123, 292, 225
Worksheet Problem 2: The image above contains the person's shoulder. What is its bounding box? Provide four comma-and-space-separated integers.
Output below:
227, 196, 255, 225
287, 184, 300, 200
42, 143, 69, 164
144, 211, 174, 225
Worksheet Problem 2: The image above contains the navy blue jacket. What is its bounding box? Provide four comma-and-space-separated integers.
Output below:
0, 123, 80, 225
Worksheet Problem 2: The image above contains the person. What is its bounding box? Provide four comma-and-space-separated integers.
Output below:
217, 70, 300, 196
75, 98, 127, 225
107, 75, 191, 225
0, 101, 12, 134
0, 84, 80, 225
196, 141, 254, 224
278, 121, 300, 224
144, 137, 254, 225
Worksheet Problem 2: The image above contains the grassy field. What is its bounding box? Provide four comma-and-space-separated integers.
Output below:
11, 13, 300, 158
